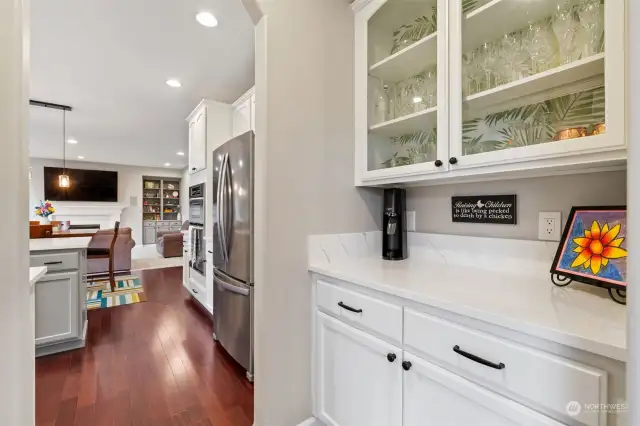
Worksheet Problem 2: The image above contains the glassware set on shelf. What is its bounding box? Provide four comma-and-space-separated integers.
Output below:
373, 66, 437, 125
462, 0, 604, 97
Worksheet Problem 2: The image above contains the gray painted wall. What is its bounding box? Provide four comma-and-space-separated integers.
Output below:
252, 1, 381, 425
407, 171, 626, 240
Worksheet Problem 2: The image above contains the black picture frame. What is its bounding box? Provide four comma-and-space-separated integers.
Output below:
550, 205, 627, 292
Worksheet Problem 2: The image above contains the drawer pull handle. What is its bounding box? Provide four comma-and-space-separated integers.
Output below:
386, 353, 396, 363
43, 261, 63, 265
338, 301, 362, 314
453, 345, 505, 370
192, 288, 198, 294
207, 250, 213, 254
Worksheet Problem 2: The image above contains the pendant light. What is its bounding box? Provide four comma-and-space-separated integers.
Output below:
59, 109, 70, 188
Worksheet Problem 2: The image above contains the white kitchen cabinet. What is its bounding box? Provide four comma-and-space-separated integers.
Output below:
34, 271, 80, 346
182, 232, 190, 290
232, 87, 255, 137
250, 92, 256, 131
188, 105, 207, 174
205, 240, 214, 313
353, 0, 626, 186
316, 311, 402, 426
403, 351, 563, 426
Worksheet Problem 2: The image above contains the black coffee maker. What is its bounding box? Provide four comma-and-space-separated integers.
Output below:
382, 188, 407, 260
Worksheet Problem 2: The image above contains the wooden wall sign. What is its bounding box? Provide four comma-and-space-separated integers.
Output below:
451, 195, 517, 225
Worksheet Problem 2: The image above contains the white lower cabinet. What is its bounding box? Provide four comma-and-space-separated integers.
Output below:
34, 271, 80, 346
317, 312, 402, 426
182, 234, 190, 289
403, 351, 562, 426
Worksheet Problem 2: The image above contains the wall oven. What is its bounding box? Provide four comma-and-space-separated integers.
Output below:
189, 183, 205, 226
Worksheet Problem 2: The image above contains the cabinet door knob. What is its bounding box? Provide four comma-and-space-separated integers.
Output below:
387, 353, 397, 363
402, 361, 412, 371
449, 157, 458, 165
192, 167, 196, 170
434, 159, 443, 167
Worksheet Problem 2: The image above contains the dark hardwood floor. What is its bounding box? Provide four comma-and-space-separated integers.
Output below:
35, 266, 254, 426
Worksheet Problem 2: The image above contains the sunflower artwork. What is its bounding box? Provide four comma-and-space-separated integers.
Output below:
551, 207, 628, 298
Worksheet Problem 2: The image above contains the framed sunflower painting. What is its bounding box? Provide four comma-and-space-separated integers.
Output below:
550, 206, 628, 303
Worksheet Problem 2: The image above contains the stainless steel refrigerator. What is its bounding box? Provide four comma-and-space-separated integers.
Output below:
212, 130, 254, 381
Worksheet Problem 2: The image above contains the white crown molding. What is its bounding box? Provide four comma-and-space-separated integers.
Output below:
351, 0, 375, 13
233, 86, 255, 107
185, 98, 232, 122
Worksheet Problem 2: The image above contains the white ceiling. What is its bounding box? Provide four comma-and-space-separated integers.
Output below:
29, 0, 255, 169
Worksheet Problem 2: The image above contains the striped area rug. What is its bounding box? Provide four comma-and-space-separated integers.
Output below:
87, 275, 147, 310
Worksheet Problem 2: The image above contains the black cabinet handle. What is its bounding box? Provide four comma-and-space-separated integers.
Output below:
192, 167, 196, 170
402, 361, 412, 371
338, 301, 362, 314
184, 250, 187, 253
44, 261, 63, 265
387, 353, 396, 363
449, 157, 458, 165
192, 288, 198, 294
208, 250, 213, 254
453, 345, 505, 370
434, 159, 443, 167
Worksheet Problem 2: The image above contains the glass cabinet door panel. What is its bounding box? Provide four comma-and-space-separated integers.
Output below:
365, 0, 446, 174
457, 0, 608, 160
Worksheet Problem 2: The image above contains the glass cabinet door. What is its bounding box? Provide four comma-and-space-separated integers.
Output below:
449, 0, 624, 168
356, 0, 448, 182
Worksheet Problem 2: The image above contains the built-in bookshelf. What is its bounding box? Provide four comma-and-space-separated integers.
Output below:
142, 177, 181, 221
142, 176, 182, 245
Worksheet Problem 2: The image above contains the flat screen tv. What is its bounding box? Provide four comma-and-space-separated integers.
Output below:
44, 167, 118, 202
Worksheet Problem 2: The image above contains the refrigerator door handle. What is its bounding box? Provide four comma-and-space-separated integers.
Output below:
223, 153, 233, 260
218, 153, 228, 262
217, 279, 250, 296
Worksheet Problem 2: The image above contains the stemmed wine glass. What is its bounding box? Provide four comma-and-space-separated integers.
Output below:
577, 0, 604, 57
529, 22, 558, 73
552, 2, 581, 65
424, 69, 437, 108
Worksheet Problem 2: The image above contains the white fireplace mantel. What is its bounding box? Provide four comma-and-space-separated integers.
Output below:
51, 204, 127, 230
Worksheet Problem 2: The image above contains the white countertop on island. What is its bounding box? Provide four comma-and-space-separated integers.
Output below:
29, 237, 92, 251
29, 266, 47, 285
308, 232, 627, 362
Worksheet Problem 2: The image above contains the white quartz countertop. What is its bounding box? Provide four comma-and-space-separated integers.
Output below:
309, 256, 627, 362
29, 266, 47, 286
29, 237, 92, 251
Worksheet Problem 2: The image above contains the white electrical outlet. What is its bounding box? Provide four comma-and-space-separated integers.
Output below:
538, 212, 562, 241
406, 210, 416, 232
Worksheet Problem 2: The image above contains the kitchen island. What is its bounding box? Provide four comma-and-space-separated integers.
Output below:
30, 237, 91, 357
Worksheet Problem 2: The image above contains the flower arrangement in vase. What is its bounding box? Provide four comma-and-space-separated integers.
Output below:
34, 200, 55, 224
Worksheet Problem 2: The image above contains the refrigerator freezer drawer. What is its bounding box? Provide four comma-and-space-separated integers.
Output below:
214, 272, 253, 373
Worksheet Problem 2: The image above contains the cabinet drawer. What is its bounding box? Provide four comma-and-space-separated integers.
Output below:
30, 252, 79, 272
170, 225, 182, 231
404, 308, 606, 426
189, 278, 206, 306
317, 280, 402, 344
143, 221, 156, 228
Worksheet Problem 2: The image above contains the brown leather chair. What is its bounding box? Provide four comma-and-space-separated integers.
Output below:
87, 222, 120, 291
87, 226, 136, 276
156, 221, 189, 258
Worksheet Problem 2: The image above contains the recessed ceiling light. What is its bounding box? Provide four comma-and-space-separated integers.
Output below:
166, 79, 182, 88
196, 12, 218, 27
164, 162, 171, 167
77, 155, 84, 159
67, 139, 78, 144
177, 151, 185, 156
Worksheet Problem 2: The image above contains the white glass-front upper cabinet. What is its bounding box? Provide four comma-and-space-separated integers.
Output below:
354, 0, 449, 185
448, 0, 625, 170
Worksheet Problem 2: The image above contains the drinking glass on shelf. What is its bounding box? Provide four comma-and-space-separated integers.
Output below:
424, 69, 437, 108
552, 2, 582, 65
479, 42, 498, 91
410, 74, 426, 113
394, 81, 413, 118
529, 21, 558, 73
577, 0, 604, 57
